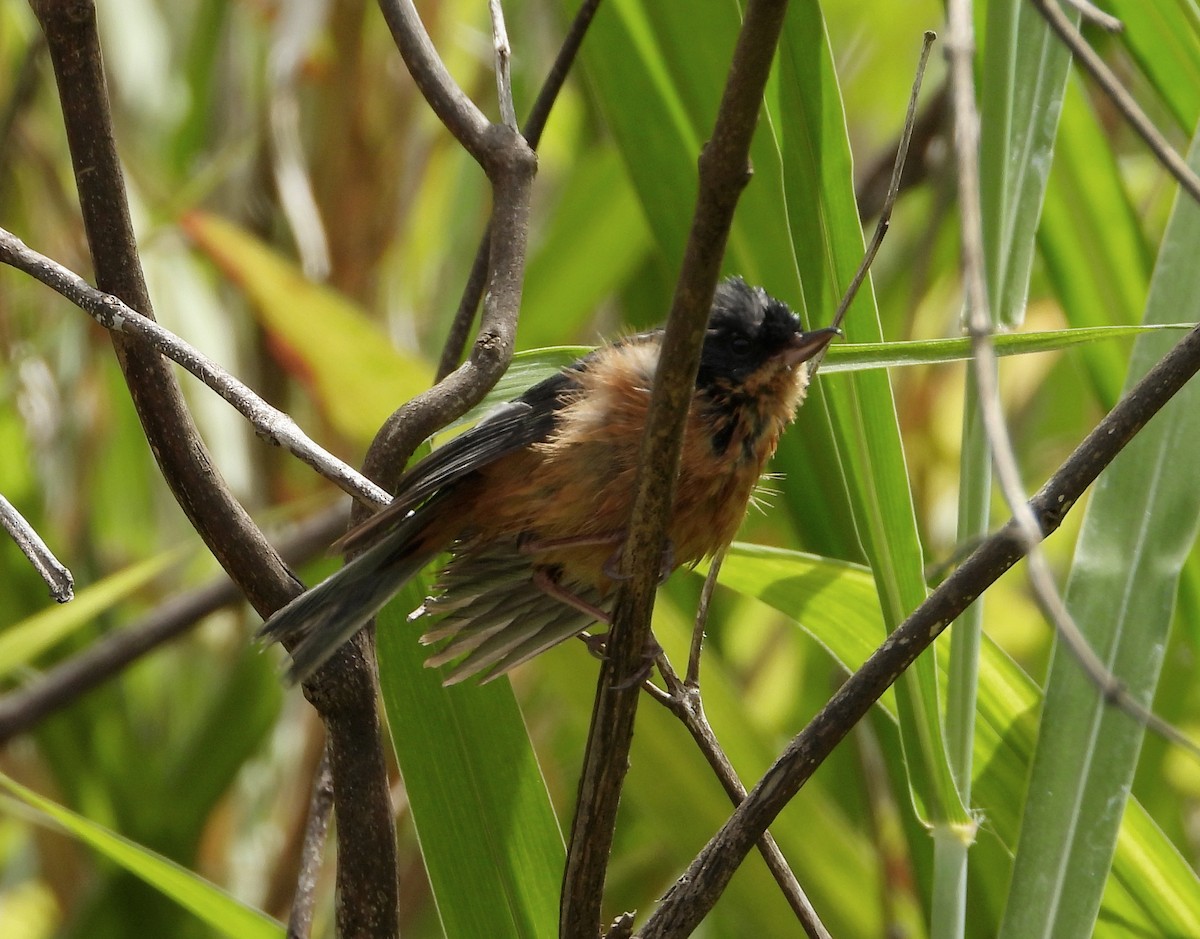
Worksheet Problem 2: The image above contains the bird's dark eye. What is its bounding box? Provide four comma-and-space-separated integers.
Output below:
730, 335, 752, 356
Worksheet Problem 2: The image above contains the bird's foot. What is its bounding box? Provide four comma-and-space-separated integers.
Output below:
576, 630, 663, 690
518, 530, 624, 555
532, 568, 611, 623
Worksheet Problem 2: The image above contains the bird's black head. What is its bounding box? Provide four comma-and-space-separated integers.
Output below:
696, 277, 825, 391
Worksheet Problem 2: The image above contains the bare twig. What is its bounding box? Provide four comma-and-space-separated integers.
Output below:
437, 0, 604, 380
1059, 0, 1123, 32
30, 0, 296, 615
288, 748, 335, 939
376, 0, 491, 163
561, 3, 792, 936
827, 32, 936, 337
947, 0, 1200, 758
0, 228, 390, 510
0, 505, 347, 744
856, 82, 949, 221
0, 493, 73, 602
608, 33, 934, 935
488, 0, 518, 131
299, 10, 537, 934
651, 655, 831, 939
30, 5, 394, 936
639, 321, 1200, 937
686, 548, 725, 687
1028, 0, 1200, 205
368, 0, 536, 481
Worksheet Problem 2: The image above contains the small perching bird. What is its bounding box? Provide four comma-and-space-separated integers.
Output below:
260, 277, 838, 685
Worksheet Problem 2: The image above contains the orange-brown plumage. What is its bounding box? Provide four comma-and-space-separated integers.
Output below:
260, 277, 837, 684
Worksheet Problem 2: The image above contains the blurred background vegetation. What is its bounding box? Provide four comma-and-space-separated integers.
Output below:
2, 0, 1199, 937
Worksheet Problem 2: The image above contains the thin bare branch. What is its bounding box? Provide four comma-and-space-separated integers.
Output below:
288, 748, 335, 939
488, 0, 518, 131
640, 320, 1200, 937
375, 0, 492, 163
650, 655, 831, 939
438, 0, 604, 379
1028, 0, 1200, 205
29, 5, 395, 935
0, 228, 390, 510
827, 31, 936, 336
686, 549, 724, 688
1060, 0, 1123, 32
367, 2, 536, 483
947, 0, 1200, 758
30, 0, 296, 617
561, 2, 791, 935
0, 506, 347, 744
0, 493, 73, 602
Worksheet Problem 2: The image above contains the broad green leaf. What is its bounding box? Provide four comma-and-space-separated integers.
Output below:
0, 772, 282, 939
772, 2, 962, 829
1040, 75, 1153, 407
713, 544, 1200, 937
1104, 0, 1200, 133
979, 0, 1074, 328
999, 128, 1200, 939
375, 585, 564, 939
0, 550, 181, 678
182, 211, 432, 443
520, 149, 654, 349
701, 544, 890, 710
568, 0, 703, 269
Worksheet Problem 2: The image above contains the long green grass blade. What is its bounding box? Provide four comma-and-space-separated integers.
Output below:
375, 586, 565, 939
712, 544, 1200, 936
1103, 0, 1200, 133
998, 127, 1200, 939
0, 772, 283, 939
948, 4, 1077, 936
772, 2, 962, 828
0, 550, 182, 678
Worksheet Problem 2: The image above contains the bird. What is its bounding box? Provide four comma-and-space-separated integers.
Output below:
259, 277, 838, 686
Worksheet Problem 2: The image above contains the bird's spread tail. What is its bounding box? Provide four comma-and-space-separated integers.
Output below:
258, 510, 440, 684
415, 543, 610, 685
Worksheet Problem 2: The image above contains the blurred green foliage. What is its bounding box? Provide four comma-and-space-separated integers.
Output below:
1, 1, 1199, 937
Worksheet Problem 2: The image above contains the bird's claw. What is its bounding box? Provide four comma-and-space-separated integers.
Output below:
579, 631, 662, 689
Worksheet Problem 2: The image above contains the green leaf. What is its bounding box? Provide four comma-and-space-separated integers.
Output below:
375, 586, 565, 939
713, 544, 1200, 936
998, 126, 1200, 939
182, 211, 432, 444
520, 149, 654, 349
818, 325, 1192, 372
1039, 75, 1153, 406
1103, 0, 1200, 134
771, 2, 963, 828
0, 772, 282, 939
978, 0, 1074, 328
0, 550, 182, 679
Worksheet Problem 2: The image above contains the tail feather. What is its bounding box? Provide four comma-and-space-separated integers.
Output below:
417, 543, 609, 685
259, 510, 440, 684
444, 593, 604, 685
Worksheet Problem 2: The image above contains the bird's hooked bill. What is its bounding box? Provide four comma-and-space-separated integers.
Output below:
780, 326, 841, 367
